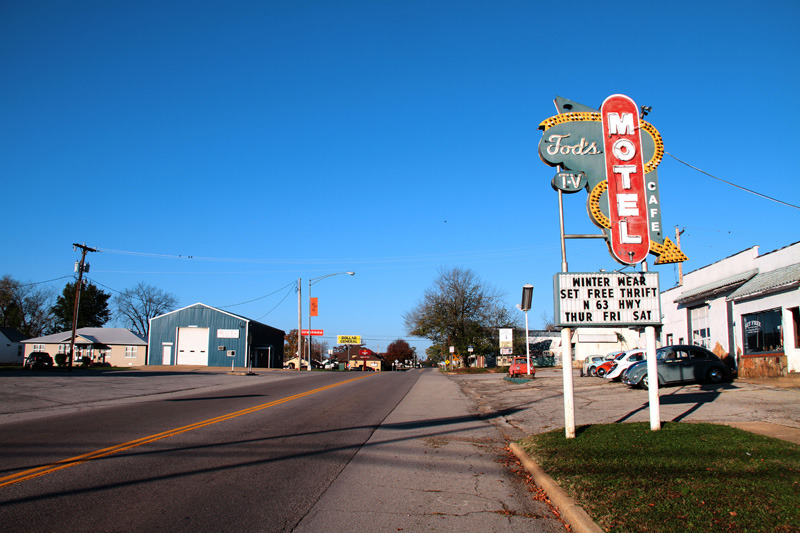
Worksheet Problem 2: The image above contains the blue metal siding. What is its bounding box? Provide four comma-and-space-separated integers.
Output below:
149, 304, 248, 367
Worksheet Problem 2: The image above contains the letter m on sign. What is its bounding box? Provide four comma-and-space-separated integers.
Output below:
601, 94, 650, 265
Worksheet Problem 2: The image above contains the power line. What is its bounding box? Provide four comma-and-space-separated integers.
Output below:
666, 152, 800, 210
255, 283, 297, 320
17, 275, 74, 287
219, 281, 297, 308
95, 245, 548, 268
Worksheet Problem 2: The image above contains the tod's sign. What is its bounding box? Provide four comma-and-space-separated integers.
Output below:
539, 95, 687, 266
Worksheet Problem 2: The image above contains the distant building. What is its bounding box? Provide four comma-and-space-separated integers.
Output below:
22, 328, 148, 366
661, 242, 800, 377
0, 327, 25, 364
148, 303, 284, 368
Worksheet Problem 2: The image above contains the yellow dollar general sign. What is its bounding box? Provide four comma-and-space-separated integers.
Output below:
337, 335, 361, 345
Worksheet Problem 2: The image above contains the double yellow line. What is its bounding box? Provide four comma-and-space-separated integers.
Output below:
0, 374, 370, 488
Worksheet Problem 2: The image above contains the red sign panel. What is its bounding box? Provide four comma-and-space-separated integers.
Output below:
301, 329, 324, 336
601, 94, 650, 265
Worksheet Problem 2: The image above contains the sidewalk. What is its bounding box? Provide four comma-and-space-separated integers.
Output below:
295, 369, 567, 532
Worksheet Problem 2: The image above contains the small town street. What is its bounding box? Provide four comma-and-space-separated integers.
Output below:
1, 367, 798, 532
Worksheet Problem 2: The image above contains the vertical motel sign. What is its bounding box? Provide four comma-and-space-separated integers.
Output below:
602, 95, 649, 265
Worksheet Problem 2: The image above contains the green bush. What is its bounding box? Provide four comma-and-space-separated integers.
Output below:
55, 353, 67, 367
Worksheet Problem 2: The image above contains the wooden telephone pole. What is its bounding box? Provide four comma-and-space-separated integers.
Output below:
675, 227, 686, 285
68, 243, 98, 370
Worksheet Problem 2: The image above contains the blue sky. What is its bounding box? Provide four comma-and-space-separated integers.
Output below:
3, 1, 799, 356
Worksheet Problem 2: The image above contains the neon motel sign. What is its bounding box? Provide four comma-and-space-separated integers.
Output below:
538, 94, 687, 266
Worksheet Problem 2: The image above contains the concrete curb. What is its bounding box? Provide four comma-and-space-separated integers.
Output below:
509, 442, 604, 533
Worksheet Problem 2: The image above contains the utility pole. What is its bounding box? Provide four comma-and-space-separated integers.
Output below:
68, 243, 98, 370
297, 278, 302, 370
676, 226, 686, 285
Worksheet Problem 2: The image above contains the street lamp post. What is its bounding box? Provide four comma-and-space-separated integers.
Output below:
307, 271, 355, 371
516, 284, 534, 375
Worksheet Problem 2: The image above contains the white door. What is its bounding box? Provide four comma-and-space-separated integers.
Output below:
162, 344, 172, 365
176, 328, 209, 365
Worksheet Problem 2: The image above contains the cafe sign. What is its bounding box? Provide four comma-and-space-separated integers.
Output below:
538, 95, 687, 265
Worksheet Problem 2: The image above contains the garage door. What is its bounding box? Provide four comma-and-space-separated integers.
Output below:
176, 327, 209, 365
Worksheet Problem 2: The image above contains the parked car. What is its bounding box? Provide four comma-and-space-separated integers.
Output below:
581, 355, 605, 377
595, 352, 626, 378
509, 357, 536, 378
23, 352, 53, 369
605, 349, 646, 381
623, 345, 733, 388
586, 351, 624, 377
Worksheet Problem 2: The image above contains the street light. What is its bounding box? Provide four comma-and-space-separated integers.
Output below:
516, 284, 534, 376
308, 271, 355, 371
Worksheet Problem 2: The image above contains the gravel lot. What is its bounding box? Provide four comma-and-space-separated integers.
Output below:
451, 369, 800, 441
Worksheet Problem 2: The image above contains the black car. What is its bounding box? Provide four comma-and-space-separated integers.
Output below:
23, 352, 54, 369
623, 345, 733, 388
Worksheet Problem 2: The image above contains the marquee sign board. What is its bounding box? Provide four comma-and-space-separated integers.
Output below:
553, 272, 661, 327
337, 335, 361, 345
539, 95, 687, 265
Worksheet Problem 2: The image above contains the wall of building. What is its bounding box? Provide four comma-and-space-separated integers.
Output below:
660, 242, 800, 377
149, 305, 249, 367
0, 334, 23, 364
149, 304, 284, 368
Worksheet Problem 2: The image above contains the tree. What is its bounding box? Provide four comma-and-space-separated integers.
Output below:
0, 275, 55, 337
114, 282, 178, 337
284, 329, 299, 361
385, 338, 415, 366
404, 267, 519, 366
52, 281, 111, 331
540, 311, 558, 332
283, 329, 328, 363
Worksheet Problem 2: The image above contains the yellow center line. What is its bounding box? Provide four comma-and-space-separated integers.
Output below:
0, 374, 372, 488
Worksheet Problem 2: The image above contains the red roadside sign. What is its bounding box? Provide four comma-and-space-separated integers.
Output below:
601, 94, 650, 265
301, 329, 324, 336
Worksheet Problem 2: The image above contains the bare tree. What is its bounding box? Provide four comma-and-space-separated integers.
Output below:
114, 282, 178, 337
404, 267, 518, 366
0, 275, 55, 337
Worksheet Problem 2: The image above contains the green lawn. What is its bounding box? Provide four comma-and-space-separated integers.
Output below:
518, 422, 800, 532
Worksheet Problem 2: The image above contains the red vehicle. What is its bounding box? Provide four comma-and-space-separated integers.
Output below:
508, 357, 535, 378
595, 352, 626, 378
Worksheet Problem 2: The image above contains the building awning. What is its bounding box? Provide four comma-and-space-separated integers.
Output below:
727, 263, 800, 301
674, 269, 758, 304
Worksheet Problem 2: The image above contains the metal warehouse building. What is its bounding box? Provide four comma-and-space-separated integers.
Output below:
148, 303, 284, 368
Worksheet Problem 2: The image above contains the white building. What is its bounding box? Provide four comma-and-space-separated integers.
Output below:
661, 242, 800, 377
0, 327, 25, 364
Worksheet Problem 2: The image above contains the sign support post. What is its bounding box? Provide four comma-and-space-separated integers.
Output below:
642, 261, 661, 430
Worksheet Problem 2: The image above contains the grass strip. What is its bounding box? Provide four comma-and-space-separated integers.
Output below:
519, 422, 800, 532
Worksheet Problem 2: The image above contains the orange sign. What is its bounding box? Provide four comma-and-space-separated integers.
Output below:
309, 297, 318, 317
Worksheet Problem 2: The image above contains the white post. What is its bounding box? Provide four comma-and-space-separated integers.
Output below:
561, 327, 576, 438
645, 325, 661, 430
524, 310, 531, 375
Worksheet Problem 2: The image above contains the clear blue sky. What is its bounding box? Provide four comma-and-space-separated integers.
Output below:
3, 1, 799, 357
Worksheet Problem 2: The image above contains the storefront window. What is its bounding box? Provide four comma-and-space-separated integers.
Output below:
742, 308, 783, 354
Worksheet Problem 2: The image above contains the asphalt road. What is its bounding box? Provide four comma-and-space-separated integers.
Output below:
0, 370, 422, 532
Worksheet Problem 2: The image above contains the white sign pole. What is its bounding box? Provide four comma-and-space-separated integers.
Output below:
645, 325, 661, 430
561, 327, 576, 438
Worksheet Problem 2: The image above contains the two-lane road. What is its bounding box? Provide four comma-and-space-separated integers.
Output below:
0, 370, 423, 532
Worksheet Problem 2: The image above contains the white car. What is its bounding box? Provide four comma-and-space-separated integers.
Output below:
605, 349, 646, 381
